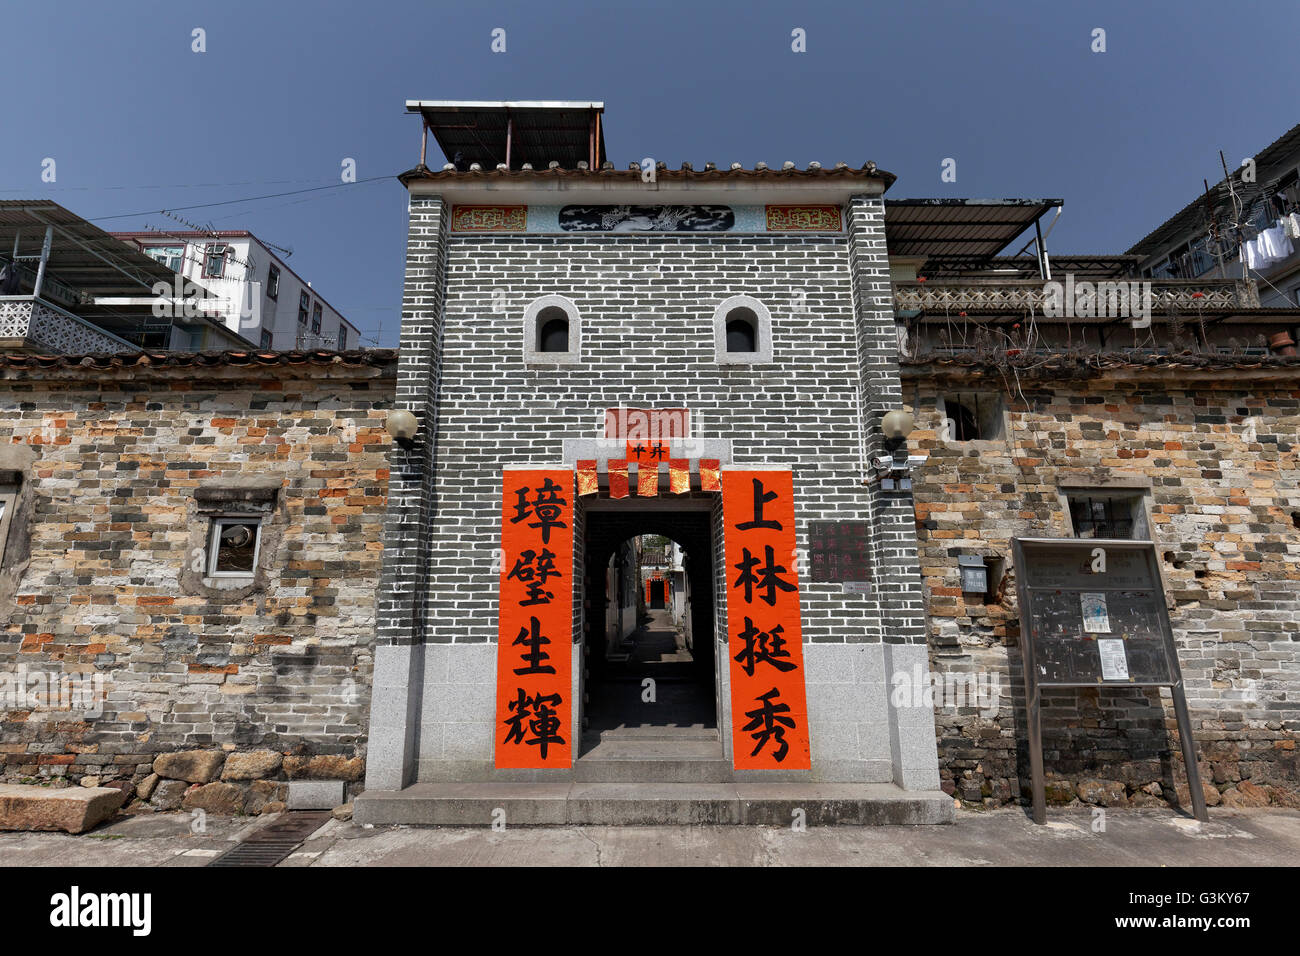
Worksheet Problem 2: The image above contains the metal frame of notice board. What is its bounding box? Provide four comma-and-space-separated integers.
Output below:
1010, 537, 1208, 824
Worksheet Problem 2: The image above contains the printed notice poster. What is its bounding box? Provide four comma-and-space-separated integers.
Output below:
1081, 592, 1112, 633
1097, 638, 1130, 681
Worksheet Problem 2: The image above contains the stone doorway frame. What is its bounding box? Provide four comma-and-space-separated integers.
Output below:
577, 495, 729, 764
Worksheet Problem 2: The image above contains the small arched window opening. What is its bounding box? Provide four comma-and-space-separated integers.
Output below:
725, 308, 758, 353
713, 296, 772, 365
524, 295, 582, 365
537, 307, 570, 353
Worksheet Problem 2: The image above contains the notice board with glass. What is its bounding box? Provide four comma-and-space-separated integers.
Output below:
1010, 538, 1206, 823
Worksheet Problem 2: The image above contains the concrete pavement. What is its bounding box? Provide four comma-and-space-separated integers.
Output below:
1, 805, 1298, 866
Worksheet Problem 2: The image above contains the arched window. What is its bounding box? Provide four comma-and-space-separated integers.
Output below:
537, 307, 570, 352
712, 295, 772, 364
523, 295, 581, 365
725, 308, 758, 353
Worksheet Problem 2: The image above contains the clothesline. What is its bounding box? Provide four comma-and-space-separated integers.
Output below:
1239, 214, 1300, 270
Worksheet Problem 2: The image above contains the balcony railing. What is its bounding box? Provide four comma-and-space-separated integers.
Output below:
0, 296, 138, 354
295, 332, 344, 350
894, 277, 1261, 314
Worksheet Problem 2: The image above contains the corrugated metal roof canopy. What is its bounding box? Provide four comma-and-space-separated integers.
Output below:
407, 100, 607, 171
918, 254, 1142, 279
0, 200, 252, 348
885, 198, 1063, 270
0, 199, 180, 298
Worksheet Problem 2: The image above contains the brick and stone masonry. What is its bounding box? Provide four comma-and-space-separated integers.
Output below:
0, 352, 395, 813
903, 358, 1300, 810
365, 181, 945, 790
2, 345, 1297, 812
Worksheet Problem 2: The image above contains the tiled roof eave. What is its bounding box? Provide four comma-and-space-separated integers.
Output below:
900, 351, 1300, 382
0, 348, 399, 380
397, 163, 896, 188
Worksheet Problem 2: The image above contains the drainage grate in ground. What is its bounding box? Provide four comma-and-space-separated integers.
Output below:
207, 811, 332, 868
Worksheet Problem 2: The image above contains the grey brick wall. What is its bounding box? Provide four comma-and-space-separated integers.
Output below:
374, 191, 941, 786
427, 230, 893, 645
846, 196, 929, 646
377, 195, 450, 648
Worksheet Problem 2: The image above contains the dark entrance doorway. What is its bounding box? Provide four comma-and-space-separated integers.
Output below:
581, 508, 718, 753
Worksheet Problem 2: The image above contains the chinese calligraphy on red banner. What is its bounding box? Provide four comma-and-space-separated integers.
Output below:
722, 470, 811, 769
495, 469, 573, 768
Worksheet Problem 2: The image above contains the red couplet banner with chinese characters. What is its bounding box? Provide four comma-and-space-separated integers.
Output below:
721, 470, 811, 769
495, 469, 573, 768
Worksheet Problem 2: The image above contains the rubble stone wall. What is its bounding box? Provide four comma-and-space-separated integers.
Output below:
905, 367, 1300, 811
0, 357, 395, 810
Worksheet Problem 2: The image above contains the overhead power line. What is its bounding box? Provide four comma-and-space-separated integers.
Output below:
0, 177, 335, 194
86, 175, 399, 223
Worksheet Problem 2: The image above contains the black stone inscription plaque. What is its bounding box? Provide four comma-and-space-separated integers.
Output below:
809, 520, 871, 583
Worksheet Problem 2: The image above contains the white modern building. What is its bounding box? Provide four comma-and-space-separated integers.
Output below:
111, 230, 359, 350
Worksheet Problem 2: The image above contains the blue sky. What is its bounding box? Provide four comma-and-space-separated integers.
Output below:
4, 0, 1297, 346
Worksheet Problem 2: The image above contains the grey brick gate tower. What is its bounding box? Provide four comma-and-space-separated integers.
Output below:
357, 101, 949, 824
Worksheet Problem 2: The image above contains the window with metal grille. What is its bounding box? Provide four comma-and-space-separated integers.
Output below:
298, 291, 310, 326
145, 246, 184, 271
311, 302, 322, 334
207, 517, 262, 577
267, 265, 280, 299
1066, 493, 1145, 539
203, 244, 227, 278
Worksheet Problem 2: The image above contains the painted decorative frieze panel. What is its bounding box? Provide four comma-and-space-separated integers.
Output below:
558, 205, 735, 232
449, 205, 845, 234
766, 204, 843, 231
451, 205, 528, 232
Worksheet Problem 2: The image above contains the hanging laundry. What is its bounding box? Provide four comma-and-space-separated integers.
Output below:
1241, 237, 1262, 271
1285, 212, 1300, 240
1243, 222, 1295, 270
1275, 225, 1295, 261
1260, 223, 1293, 264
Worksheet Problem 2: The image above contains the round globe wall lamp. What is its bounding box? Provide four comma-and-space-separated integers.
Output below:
386, 410, 419, 449
881, 409, 914, 442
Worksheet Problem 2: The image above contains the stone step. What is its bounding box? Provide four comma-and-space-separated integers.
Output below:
354, 782, 955, 827
574, 736, 731, 783
585, 726, 719, 740
0, 783, 126, 834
